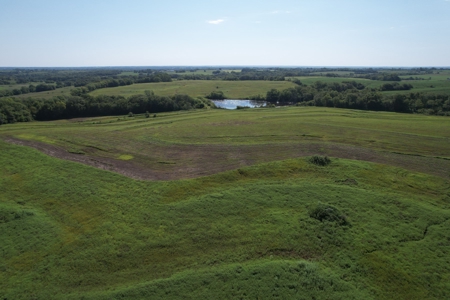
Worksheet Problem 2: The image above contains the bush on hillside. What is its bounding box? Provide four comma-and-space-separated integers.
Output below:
205, 90, 226, 99
309, 203, 350, 226
309, 155, 331, 166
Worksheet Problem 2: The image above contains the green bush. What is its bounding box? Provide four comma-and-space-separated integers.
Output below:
309, 155, 331, 166
309, 203, 350, 226
205, 90, 226, 99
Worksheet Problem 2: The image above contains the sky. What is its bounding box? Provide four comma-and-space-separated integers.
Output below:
1, 0, 449, 67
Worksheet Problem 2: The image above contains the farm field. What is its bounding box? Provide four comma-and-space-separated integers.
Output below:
167, 69, 242, 76
1, 107, 450, 299
11, 86, 73, 99
287, 76, 381, 88
89, 80, 296, 98
290, 73, 450, 95
396, 72, 450, 95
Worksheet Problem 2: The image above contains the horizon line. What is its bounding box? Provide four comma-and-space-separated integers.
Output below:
1, 65, 449, 69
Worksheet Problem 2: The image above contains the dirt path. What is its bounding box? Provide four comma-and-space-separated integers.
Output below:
4, 137, 450, 181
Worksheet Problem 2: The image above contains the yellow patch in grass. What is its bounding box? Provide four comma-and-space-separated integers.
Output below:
118, 154, 134, 160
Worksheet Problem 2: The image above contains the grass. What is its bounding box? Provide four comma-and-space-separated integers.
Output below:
167, 69, 242, 76
1, 107, 450, 299
1, 139, 449, 299
118, 71, 138, 76
89, 80, 296, 98
3, 107, 448, 158
288, 76, 381, 87
289, 72, 450, 95
118, 154, 133, 160
11, 86, 73, 99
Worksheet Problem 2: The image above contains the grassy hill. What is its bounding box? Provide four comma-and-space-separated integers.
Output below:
89, 80, 295, 98
1, 107, 450, 299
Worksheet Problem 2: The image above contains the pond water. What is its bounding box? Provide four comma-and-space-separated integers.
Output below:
212, 99, 267, 110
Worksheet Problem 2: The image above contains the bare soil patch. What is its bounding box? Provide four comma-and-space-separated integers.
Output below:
4, 137, 450, 181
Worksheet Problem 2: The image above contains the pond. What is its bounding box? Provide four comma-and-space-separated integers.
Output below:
211, 99, 267, 110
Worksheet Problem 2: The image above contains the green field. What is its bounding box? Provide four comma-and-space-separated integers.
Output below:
1, 107, 450, 299
0, 82, 46, 91
289, 70, 450, 96
118, 71, 139, 76
288, 76, 382, 88
11, 86, 73, 99
397, 72, 450, 94
167, 69, 242, 76
89, 80, 296, 98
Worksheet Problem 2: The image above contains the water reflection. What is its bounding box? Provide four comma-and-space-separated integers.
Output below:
212, 99, 267, 109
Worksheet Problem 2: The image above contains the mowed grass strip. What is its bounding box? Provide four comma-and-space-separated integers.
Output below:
89, 80, 296, 98
2, 107, 449, 181
1, 140, 449, 299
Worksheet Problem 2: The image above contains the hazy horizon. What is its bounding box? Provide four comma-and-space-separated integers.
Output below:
1, 0, 449, 67
1, 65, 450, 69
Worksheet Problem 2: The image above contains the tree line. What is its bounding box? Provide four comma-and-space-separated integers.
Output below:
2, 67, 443, 99
0, 92, 212, 124
264, 81, 450, 115
0, 83, 57, 97
0, 73, 172, 98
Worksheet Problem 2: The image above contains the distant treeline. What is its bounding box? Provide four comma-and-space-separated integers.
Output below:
0, 92, 212, 124
2, 67, 445, 99
0, 73, 172, 98
358, 73, 402, 81
264, 81, 450, 115
379, 83, 413, 91
0, 83, 57, 97
70, 73, 172, 96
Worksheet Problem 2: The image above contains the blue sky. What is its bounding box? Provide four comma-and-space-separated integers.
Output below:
1, 0, 449, 67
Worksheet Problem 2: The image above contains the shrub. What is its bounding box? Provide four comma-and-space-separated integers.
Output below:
205, 90, 226, 100
309, 203, 350, 226
309, 155, 331, 166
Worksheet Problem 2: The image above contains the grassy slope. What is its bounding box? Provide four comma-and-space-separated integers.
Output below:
89, 80, 296, 98
1, 108, 450, 299
1, 108, 449, 172
1, 139, 449, 299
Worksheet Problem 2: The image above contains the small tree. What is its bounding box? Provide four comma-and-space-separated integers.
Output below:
128, 112, 133, 117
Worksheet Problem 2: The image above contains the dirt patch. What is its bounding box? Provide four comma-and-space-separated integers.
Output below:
4, 137, 450, 181
5, 137, 165, 180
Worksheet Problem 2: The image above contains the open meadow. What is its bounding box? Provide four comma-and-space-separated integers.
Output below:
1, 107, 450, 299
11, 86, 73, 99
2, 0, 450, 296
89, 80, 296, 99
88, 71, 450, 100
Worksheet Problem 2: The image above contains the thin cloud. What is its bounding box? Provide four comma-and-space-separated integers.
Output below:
207, 19, 224, 25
